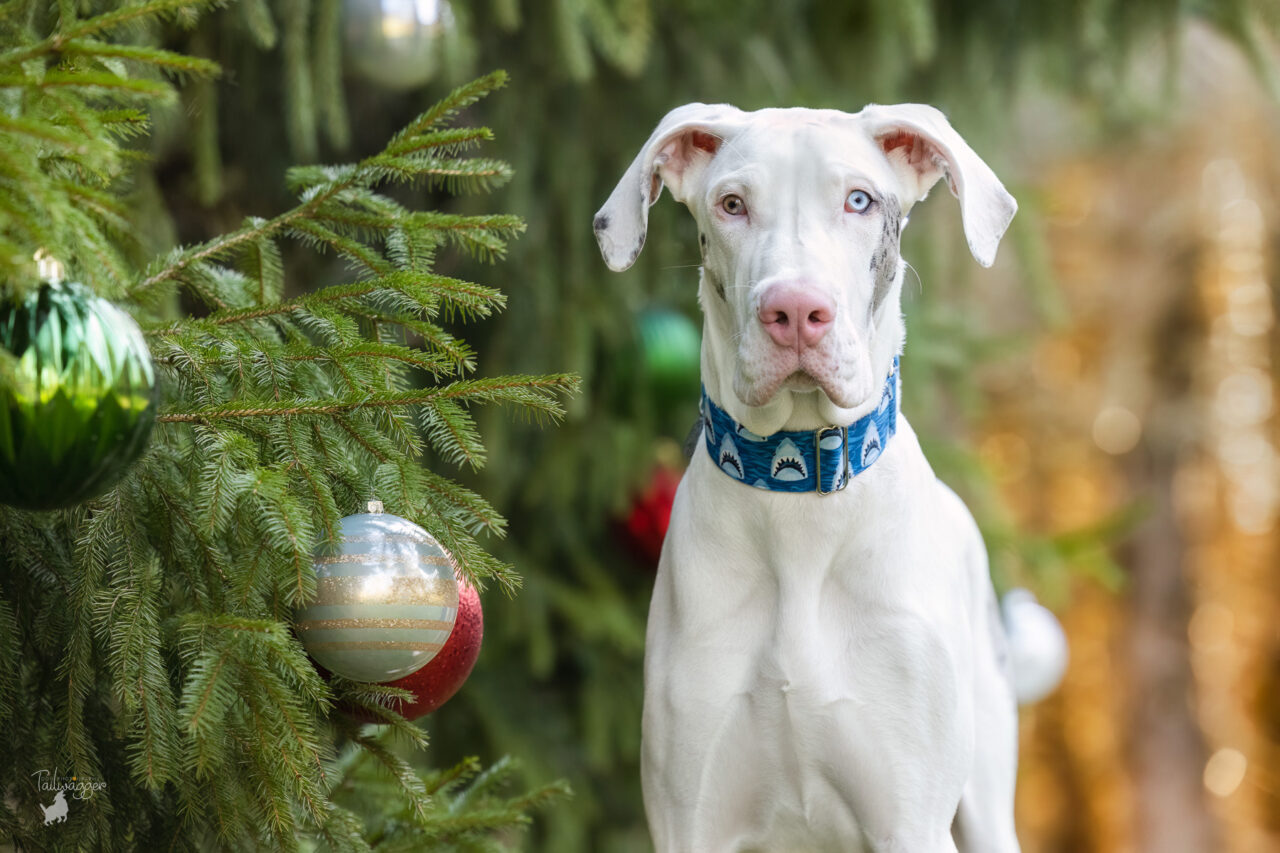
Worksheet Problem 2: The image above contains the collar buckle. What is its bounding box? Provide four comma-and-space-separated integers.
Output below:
815, 425, 849, 495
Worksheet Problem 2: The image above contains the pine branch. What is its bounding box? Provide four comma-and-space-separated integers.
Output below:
155, 374, 579, 424
351, 733, 433, 825
313, 0, 347, 150
239, 0, 278, 49
0, 0, 225, 67
329, 682, 430, 749
131, 77, 514, 300
0, 597, 17, 725
0, 113, 88, 149
58, 39, 222, 78
0, 70, 173, 99
383, 125, 495, 159
237, 224, 284, 304
389, 70, 509, 142
283, 341, 456, 377
289, 218, 394, 275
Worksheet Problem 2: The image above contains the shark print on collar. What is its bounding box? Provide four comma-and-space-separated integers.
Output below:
700, 358, 900, 494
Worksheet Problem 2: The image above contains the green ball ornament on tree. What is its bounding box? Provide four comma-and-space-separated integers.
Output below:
0, 259, 157, 510
297, 501, 460, 683
637, 308, 701, 406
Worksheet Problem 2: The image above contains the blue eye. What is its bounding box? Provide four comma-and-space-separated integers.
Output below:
845, 190, 872, 213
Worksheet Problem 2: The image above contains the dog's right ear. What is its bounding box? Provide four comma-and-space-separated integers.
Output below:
858, 103, 1016, 268
594, 103, 744, 272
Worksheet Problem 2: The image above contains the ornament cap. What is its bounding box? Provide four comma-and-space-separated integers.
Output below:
366, 500, 384, 514
34, 249, 64, 284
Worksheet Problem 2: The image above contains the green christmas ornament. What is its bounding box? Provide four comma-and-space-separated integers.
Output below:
638, 309, 702, 404
0, 259, 157, 510
296, 501, 460, 683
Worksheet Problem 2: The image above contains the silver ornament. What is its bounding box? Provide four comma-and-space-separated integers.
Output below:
343, 0, 455, 91
296, 501, 460, 683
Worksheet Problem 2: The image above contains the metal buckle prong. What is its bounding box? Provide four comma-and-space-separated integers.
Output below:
815, 425, 849, 495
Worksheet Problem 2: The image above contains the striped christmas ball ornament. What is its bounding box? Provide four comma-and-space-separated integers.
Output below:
333, 572, 483, 723
296, 501, 459, 683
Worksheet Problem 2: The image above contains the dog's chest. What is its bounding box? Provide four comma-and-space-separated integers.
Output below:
647, 440, 974, 847
668, 438, 961, 626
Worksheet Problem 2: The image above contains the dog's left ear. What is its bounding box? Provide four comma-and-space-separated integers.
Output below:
595, 103, 745, 272
860, 104, 1017, 267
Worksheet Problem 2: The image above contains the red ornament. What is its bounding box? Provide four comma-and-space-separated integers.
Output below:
619, 466, 681, 566
337, 575, 483, 722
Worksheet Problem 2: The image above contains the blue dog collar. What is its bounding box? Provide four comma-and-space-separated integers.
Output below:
700, 359, 899, 494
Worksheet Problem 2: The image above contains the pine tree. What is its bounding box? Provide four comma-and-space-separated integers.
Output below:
3, 2, 1277, 850
0, 4, 573, 848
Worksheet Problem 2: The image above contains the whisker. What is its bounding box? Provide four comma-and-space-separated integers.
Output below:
708, 131, 750, 171
902, 260, 923, 296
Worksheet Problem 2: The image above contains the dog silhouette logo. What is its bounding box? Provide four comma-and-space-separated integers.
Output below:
41, 789, 68, 825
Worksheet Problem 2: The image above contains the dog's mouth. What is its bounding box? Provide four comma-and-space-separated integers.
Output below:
738, 367, 864, 410
731, 321, 877, 412
781, 372, 818, 392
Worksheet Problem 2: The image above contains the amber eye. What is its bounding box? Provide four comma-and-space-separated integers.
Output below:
845, 189, 872, 213
721, 194, 747, 216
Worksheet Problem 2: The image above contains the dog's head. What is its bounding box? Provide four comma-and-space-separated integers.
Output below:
594, 103, 1016, 434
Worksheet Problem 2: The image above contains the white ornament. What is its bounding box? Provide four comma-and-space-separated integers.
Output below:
1002, 588, 1069, 704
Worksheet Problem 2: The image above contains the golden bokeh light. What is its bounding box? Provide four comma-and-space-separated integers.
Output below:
1203, 747, 1248, 798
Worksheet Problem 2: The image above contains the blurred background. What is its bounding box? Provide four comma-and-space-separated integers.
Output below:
158, 1, 1280, 850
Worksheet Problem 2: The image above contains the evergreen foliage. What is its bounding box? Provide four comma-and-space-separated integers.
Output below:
2, 1, 1277, 850
0, 4, 573, 848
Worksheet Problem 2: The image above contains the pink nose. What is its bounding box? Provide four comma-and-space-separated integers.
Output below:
757, 283, 835, 349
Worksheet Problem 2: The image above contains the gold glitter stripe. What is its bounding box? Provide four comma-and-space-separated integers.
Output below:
297, 618, 455, 631
322, 534, 439, 545
309, 575, 459, 607
314, 553, 454, 568
307, 641, 444, 652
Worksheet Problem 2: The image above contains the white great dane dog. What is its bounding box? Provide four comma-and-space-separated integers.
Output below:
595, 104, 1030, 853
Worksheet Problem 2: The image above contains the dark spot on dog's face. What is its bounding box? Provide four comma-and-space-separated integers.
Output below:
704, 267, 726, 300
869, 196, 902, 315
698, 234, 723, 297
593, 213, 610, 233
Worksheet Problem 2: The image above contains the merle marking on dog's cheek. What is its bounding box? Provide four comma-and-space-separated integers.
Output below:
705, 266, 726, 300
869, 196, 902, 315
